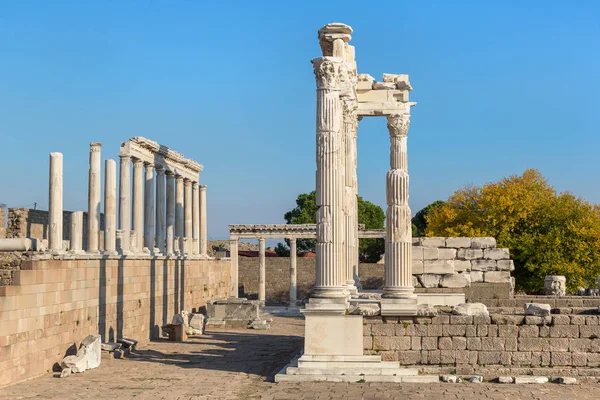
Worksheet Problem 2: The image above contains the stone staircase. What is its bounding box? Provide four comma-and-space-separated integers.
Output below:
275, 355, 440, 383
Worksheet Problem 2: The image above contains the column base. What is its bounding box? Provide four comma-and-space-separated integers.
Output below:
380, 297, 418, 316
305, 296, 348, 314
345, 281, 358, 295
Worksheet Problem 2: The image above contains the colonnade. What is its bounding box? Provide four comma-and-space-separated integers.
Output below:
46, 139, 208, 257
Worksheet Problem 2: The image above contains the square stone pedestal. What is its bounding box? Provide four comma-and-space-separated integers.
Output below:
302, 311, 363, 356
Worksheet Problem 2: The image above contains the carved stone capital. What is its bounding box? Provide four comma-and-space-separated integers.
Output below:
387, 114, 410, 138
312, 57, 343, 90
90, 142, 102, 152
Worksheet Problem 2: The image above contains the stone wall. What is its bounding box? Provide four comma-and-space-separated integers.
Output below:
0, 252, 28, 286
364, 309, 600, 376
0, 256, 230, 388
0, 207, 6, 239
5, 208, 105, 250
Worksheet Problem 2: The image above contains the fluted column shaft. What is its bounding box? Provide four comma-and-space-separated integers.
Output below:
184, 179, 192, 255
166, 172, 175, 255
132, 158, 144, 252
343, 102, 358, 291
312, 56, 346, 299
155, 168, 166, 254
258, 238, 266, 306
383, 113, 414, 298
104, 159, 117, 253
289, 238, 297, 305
144, 163, 155, 251
199, 185, 207, 255
49, 152, 63, 251
70, 211, 83, 253
229, 238, 239, 297
118, 155, 131, 253
192, 182, 200, 255
175, 175, 184, 254
87, 142, 102, 253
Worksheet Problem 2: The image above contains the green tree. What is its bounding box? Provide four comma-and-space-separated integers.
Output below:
425, 169, 600, 293
283, 191, 385, 262
412, 200, 446, 236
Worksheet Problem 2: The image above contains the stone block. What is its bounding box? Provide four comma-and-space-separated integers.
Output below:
450, 315, 473, 325
423, 260, 454, 274
524, 316, 547, 325
498, 325, 518, 338
473, 315, 491, 324
478, 351, 502, 365
471, 237, 496, 249
419, 274, 441, 288
546, 338, 569, 351
572, 352, 588, 366
428, 350, 441, 364
421, 237, 446, 247
481, 337, 504, 351
431, 315, 450, 324
484, 271, 511, 283
440, 273, 471, 288
466, 325, 476, 337
398, 350, 421, 364
410, 336, 422, 350
539, 326, 550, 338
552, 315, 571, 325
514, 376, 548, 384
558, 377, 577, 385
423, 247, 439, 260
363, 335, 373, 349
412, 246, 424, 261
524, 303, 552, 317
438, 248, 457, 260
427, 324, 442, 337
455, 350, 469, 364
579, 325, 600, 338
452, 337, 467, 350
512, 351, 532, 366
372, 323, 396, 336
454, 260, 471, 272
587, 353, 600, 367
505, 337, 517, 351
471, 260, 496, 271
497, 260, 515, 271
519, 325, 539, 338
549, 325, 579, 338
411, 261, 424, 275
551, 352, 572, 366
570, 315, 586, 325
422, 337, 438, 350
438, 337, 452, 350
80, 334, 102, 370
457, 249, 483, 260
498, 376, 515, 383
568, 339, 600, 353
440, 350, 455, 364
446, 237, 471, 248
443, 325, 467, 337
467, 337, 481, 350
476, 325, 488, 337
453, 303, 489, 316
585, 316, 599, 326
483, 248, 510, 260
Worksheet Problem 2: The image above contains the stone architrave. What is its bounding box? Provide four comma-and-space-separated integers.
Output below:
118, 155, 131, 253
87, 142, 102, 253
104, 159, 117, 254
381, 114, 417, 315
155, 167, 166, 254
143, 163, 155, 252
165, 171, 175, 255
48, 152, 63, 252
132, 158, 144, 252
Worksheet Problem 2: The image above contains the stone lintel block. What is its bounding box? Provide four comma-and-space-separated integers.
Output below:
420, 237, 446, 247
423, 247, 439, 260
372, 81, 396, 90
457, 248, 483, 260
471, 237, 496, 249
483, 248, 510, 260
440, 273, 471, 288
483, 271, 511, 283
497, 260, 515, 271
423, 260, 454, 274
438, 248, 457, 260
471, 260, 497, 271
445, 237, 472, 248
454, 260, 471, 272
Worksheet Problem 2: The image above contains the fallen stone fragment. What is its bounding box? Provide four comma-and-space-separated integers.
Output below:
514, 376, 548, 384
80, 334, 101, 369
498, 376, 514, 384
452, 303, 489, 316
416, 304, 438, 317
61, 353, 87, 373
249, 319, 270, 330
101, 342, 122, 352
117, 338, 137, 350
524, 303, 552, 317
59, 368, 71, 378
557, 377, 577, 385
172, 314, 185, 325
468, 376, 483, 383
349, 303, 381, 316
441, 375, 458, 383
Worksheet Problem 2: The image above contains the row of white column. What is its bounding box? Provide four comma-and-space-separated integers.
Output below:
47, 143, 208, 256
228, 237, 298, 306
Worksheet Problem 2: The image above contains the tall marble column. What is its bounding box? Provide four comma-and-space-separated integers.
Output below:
192, 182, 200, 255
104, 159, 117, 254
289, 238, 297, 305
165, 171, 175, 255
184, 179, 192, 255
310, 56, 347, 303
199, 185, 207, 256
70, 211, 83, 254
118, 155, 131, 254
132, 158, 144, 252
175, 175, 184, 254
48, 152, 63, 252
258, 238, 266, 307
155, 167, 166, 254
343, 101, 358, 293
143, 163, 155, 251
87, 142, 102, 253
381, 113, 417, 315
229, 238, 239, 297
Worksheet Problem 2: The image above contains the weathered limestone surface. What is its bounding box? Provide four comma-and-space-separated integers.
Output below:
48, 153, 63, 252
104, 159, 117, 254
87, 143, 102, 253
118, 155, 131, 254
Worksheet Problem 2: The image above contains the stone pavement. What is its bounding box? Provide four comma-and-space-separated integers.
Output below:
1, 310, 600, 400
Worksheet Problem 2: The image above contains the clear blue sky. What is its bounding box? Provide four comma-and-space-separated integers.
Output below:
1, 1, 599, 242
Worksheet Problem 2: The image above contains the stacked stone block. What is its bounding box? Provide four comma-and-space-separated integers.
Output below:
364, 313, 600, 369
412, 237, 513, 288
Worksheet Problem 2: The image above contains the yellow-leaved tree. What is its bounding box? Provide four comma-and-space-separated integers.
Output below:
425, 169, 600, 293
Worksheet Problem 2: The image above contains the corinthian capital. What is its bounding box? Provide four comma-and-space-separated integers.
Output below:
312, 57, 343, 90
386, 114, 410, 138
